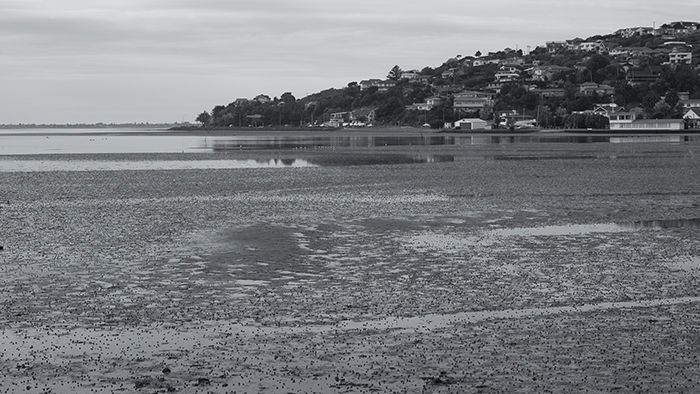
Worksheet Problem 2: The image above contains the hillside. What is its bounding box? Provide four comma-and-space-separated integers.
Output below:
197, 21, 700, 130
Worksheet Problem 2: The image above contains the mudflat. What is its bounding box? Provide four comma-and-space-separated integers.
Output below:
1, 136, 700, 393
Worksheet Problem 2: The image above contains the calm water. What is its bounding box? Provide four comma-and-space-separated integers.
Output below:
1, 129, 698, 155
0, 155, 455, 172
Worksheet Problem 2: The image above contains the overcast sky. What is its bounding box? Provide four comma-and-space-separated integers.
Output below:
1, 0, 697, 124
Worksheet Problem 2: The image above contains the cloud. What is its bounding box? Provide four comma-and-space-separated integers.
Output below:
1, 0, 699, 122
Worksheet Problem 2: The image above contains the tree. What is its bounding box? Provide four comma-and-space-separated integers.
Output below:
388, 65, 403, 81
210, 105, 226, 126
652, 101, 672, 118
475, 50, 482, 57
664, 90, 680, 108
281, 92, 296, 104
195, 111, 211, 126
642, 92, 661, 115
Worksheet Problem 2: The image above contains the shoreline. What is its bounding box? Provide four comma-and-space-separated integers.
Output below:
1, 126, 700, 137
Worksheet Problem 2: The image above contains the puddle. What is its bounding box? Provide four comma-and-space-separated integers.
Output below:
235, 279, 270, 287
666, 256, 700, 272
404, 223, 636, 252
631, 218, 700, 229
487, 223, 633, 237
338, 296, 700, 332
0, 154, 453, 172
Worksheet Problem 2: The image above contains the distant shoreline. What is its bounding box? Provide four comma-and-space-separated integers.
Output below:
0, 124, 183, 130
1, 126, 699, 137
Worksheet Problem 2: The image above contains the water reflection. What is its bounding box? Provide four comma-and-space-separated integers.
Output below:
482, 219, 700, 239
0, 135, 208, 155
0, 154, 454, 172
1, 131, 698, 155
306, 154, 454, 166
631, 218, 700, 229
487, 223, 632, 237
610, 136, 684, 144
207, 134, 700, 150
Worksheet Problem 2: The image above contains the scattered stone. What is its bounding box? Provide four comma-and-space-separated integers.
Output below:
134, 378, 152, 389
422, 371, 457, 385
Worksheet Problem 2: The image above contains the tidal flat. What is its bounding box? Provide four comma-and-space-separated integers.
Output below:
1, 133, 700, 393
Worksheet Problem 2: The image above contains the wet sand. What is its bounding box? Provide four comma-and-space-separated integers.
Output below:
1, 139, 700, 393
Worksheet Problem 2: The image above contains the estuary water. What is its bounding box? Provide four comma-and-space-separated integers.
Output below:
1, 128, 698, 155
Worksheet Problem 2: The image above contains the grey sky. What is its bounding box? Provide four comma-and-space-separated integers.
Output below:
0, 0, 696, 124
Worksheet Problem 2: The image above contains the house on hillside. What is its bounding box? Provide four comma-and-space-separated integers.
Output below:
406, 103, 433, 111
426, 97, 445, 107
494, 67, 520, 83
453, 91, 495, 113
579, 82, 614, 96
615, 26, 655, 38
609, 47, 631, 57
528, 65, 572, 82
530, 88, 566, 98
680, 99, 700, 109
668, 49, 693, 65
353, 108, 376, 124
593, 103, 623, 117
626, 67, 662, 85
359, 79, 396, 92
545, 41, 575, 53
659, 21, 700, 37
359, 79, 382, 90
441, 68, 456, 79
399, 71, 430, 84
400, 70, 419, 80
254, 94, 271, 104
502, 57, 525, 66
473, 58, 500, 67
578, 41, 606, 53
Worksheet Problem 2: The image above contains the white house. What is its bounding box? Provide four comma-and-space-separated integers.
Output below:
608, 112, 637, 129
359, 79, 396, 92
669, 51, 692, 65
683, 107, 700, 119
454, 118, 491, 130
578, 41, 606, 53
426, 97, 445, 106
683, 107, 700, 128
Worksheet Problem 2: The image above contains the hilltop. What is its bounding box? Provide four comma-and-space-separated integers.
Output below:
196, 21, 700, 130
